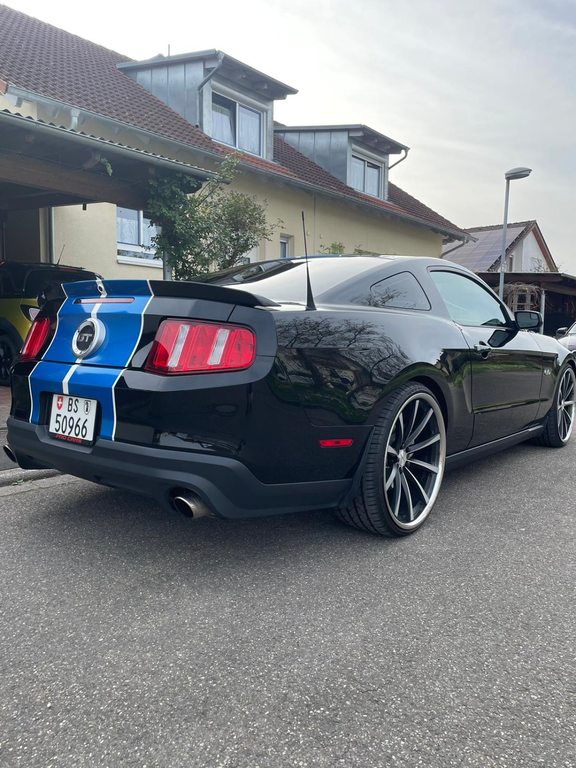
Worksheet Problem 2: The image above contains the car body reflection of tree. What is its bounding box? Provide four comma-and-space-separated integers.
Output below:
271, 315, 410, 424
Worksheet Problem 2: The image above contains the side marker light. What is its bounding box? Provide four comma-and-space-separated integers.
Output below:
319, 439, 354, 448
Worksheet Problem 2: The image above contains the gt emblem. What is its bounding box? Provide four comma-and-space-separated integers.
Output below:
72, 318, 105, 359
544, 368, 552, 376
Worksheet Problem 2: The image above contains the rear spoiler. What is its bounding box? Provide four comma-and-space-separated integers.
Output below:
149, 280, 279, 308
42, 278, 279, 309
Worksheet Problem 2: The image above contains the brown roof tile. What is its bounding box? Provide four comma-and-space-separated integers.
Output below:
0, 3, 215, 151
387, 183, 464, 234
0, 3, 466, 239
273, 136, 465, 235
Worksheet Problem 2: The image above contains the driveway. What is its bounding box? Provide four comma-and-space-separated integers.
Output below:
0, 438, 574, 767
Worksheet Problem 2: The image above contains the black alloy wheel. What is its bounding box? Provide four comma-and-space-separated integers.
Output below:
338, 382, 446, 537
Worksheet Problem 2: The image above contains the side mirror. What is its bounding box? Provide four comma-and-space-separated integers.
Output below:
515, 310, 541, 330
556, 327, 568, 338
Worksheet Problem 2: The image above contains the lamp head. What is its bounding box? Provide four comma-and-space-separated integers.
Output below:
505, 167, 532, 181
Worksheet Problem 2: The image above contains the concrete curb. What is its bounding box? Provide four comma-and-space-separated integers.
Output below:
0, 467, 61, 487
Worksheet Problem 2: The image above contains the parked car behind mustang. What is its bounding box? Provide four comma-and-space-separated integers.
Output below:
555, 322, 576, 351
6, 256, 576, 537
0, 261, 102, 385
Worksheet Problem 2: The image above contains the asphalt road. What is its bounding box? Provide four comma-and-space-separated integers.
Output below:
0, 440, 574, 768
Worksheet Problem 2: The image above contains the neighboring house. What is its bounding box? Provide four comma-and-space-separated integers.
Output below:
0, 5, 468, 281
442, 221, 557, 274
442, 221, 576, 334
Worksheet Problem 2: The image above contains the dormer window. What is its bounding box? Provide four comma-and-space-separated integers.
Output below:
350, 155, 382, 198
212, 93, 263, 156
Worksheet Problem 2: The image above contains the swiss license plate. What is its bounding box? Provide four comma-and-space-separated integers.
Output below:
48, 394, 98, 445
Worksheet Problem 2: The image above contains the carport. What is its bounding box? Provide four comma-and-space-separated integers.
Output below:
0, 108, 211, 266
480, 271, 576, 336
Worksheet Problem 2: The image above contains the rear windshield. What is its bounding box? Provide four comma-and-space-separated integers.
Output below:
198, 258, 386, 303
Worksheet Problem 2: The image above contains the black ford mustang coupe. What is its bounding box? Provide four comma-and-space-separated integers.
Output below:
6, 256, 575, 537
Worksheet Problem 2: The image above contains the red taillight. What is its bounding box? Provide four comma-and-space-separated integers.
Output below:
145, 320, 256, 374
20, 317, 52, 360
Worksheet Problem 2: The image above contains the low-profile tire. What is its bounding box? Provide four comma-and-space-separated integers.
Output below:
337, 382, 446, 537
537, 365, 576, 448
0, 334, 17, 387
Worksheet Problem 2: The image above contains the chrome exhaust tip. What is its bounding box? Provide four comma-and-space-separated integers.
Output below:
3, 444, 17, 464
170, 490, 212, 519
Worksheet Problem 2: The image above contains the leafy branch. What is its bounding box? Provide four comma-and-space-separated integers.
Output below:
146, 156, 277, 280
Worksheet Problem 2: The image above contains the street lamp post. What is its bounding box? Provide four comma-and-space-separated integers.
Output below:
498, 167, 532, 301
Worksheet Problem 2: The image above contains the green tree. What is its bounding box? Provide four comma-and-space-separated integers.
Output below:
319, 241, 346, 255
146, 156, 276, 280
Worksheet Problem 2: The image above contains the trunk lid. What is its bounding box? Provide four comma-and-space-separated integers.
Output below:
41, 278, 277, 368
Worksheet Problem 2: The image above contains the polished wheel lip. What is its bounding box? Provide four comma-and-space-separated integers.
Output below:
557, 367, 576, 443
383, 392, 446, 531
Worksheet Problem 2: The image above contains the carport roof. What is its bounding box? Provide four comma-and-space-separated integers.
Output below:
0, 107, 213, 210
0, 4, 215, 152
0, 3, 468, 240
480, 271, 576, 295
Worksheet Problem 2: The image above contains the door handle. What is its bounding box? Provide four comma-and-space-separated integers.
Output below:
474, 342, 491, 359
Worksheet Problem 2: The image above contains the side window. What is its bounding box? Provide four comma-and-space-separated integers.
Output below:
369, 272, 431, 310
430, 271, 508, 327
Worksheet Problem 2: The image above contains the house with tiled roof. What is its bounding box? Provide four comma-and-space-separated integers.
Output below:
441, 221, 576, 334
0, 3, 468, 281
442, 221, 557, 274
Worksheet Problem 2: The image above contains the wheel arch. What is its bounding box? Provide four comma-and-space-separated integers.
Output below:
409, 374, 450, 431
371, 366, 452, 433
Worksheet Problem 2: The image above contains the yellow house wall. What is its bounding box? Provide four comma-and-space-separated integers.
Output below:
51, 176, 444, 279
53, 204, 164, 279
230, 175, 443, 260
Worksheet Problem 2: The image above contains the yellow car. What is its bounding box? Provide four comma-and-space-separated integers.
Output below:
0, 261, 101, 385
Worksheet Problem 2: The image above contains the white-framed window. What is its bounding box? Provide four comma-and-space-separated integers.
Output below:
212, 93, 263, 156
116, 207, 161, 264
279, 235, 293, 259
350, 155, 382, 198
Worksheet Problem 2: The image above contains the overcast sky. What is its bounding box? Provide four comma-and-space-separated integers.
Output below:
4, 0, 576, 269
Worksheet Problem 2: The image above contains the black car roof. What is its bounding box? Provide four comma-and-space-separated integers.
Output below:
0, 261, 99, 276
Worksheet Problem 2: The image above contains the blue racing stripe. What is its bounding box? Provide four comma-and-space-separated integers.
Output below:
30, 361, 75, 425
29, 280, 154, 440
29, 363, 122, 439
44, 289, 153, 368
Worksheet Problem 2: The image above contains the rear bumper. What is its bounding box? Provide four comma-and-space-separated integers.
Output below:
6, 418, 351, 519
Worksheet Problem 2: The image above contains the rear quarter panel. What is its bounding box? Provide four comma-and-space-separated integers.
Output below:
271, 305, 474, 454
